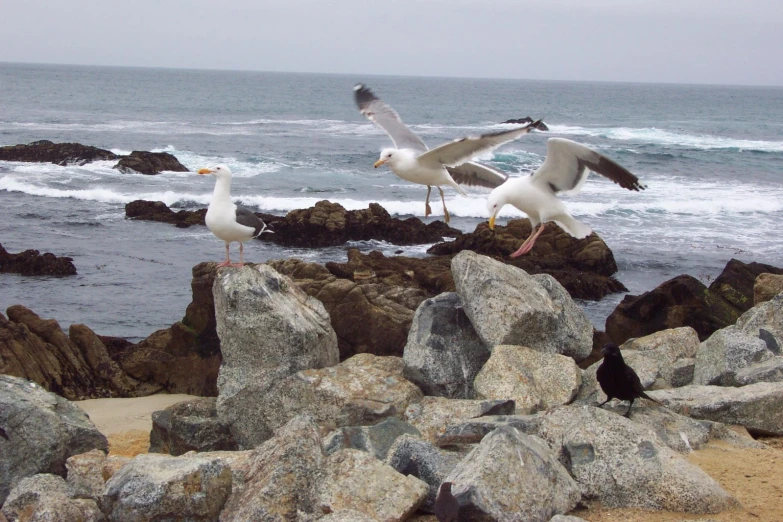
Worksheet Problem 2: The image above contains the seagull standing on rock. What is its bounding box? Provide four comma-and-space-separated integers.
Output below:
354, 83, 542, 224
198, 165, 271, 267
486, 138, 646, 257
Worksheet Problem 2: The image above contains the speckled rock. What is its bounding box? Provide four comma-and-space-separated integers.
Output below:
65, 449, 107, 502
219, 415, 324, 521
258, 354, 424, 436
649, 383, 783, 436
385, 434, 463, 512
1, 474, 104, 522
693, 326, 774, 386
402, 292, 490, 399
737, 293, 783, 349
0, 375, 108, 505
316, 449, 429, 521
549, 516, 589, 522
451, 251, 593, 361
734, 356, 783, 385
149, 397, 236, 456
213, 264, 339, 448
404, 396, 515, 442
446, 426, 581, 522
754, 273, 783, 305
531, 406, 738, 513
102, 453, 232, 521
323, 417, 421, 460
474, 344, 582, 414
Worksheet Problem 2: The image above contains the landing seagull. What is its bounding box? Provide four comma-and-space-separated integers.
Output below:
486, 138, 646, 257
198, 165, 272, 267
354, 83, 542, 224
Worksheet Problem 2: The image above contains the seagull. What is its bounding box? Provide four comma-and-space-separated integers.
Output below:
197, 165, 271, 267
354, 83, 542, 224
486, 137, 646, 257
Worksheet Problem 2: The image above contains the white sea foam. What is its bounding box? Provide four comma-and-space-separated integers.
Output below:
547, 125, 783, 152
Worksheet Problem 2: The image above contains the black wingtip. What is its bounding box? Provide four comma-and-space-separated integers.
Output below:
353, 83, 377, 109
530, 119, 549, 131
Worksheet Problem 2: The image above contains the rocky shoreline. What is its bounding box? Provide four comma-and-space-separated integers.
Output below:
1, 252, 782, 521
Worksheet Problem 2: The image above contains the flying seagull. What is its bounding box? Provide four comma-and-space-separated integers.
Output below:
596, 343, 661, 417
354, 83, 542, 224
198, 165, 271, 267
487, 137, 646, 257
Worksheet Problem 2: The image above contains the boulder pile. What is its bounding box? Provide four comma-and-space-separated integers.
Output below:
4, 252, 782, 520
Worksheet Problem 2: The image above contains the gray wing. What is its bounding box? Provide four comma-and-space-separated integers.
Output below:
417, 121, 541, 169
446, 161, 508, 189
235, 206, 266, 237
532, 137, 646, 195
353, 84, 428, 152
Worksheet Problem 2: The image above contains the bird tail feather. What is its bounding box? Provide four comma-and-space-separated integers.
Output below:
640, 392, 662, 404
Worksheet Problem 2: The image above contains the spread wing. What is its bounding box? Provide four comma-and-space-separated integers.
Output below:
353, 84, 428, 152
417, 122, 541, 169
446, 161, 508, 189
532, 138, 646, 195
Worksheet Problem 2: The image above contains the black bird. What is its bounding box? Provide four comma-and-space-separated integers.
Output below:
433, 482, 459, 522
596, 343, 661, 417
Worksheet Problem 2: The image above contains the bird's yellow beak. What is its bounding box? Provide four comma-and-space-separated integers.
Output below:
197, 168, 212, 175
489, 214, 496, 230
374, 158, 387, 168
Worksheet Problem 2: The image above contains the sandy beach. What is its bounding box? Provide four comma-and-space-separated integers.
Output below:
75, 394, 198, 435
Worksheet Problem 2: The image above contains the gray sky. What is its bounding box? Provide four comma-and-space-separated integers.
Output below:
2, 0, 782, 86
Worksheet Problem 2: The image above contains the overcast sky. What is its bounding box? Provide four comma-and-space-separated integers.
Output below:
2, 0, 781, 86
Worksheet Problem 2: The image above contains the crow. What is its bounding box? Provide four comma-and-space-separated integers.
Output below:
433, 482, 459, 522
596, 343, 661, 417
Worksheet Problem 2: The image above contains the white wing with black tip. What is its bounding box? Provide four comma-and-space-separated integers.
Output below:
416, 121, 541, 170
532, 137, 646, 195
353, 84, 428, 152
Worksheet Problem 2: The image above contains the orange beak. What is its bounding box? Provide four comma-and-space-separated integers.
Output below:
374, 158, 387, 168
489, 214, 496, 230
197, 168, 212, 175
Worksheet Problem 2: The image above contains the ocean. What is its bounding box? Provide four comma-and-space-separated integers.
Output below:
1, 62, 782, 341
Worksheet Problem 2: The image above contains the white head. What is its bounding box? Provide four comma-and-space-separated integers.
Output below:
373, 148, 398, 169
486, 185, 508, 230
197, 164, 232, 179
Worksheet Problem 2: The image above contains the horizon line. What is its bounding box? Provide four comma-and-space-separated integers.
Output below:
2, 60, 782, 89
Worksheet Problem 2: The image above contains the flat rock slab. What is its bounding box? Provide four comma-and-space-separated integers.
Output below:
404, 396, 515, 442
649, 382, 783, 436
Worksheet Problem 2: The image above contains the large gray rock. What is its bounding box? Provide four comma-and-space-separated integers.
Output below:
450, 251, 592, 361
258, 354, 424, 437
219, 414, 325, 521
474, 344, 582, 414
65, 449, 108, 502
385, 434, 463, 512
737, 292, 783, 348
446, 426, 581, 522
404, 396, 515, 442
102, 453, 232, 521
0, 374, 108, 505
1, 474, 104, 522
213, 265, 339, 448
402, 292, 490, 399
693, 325, 774, 386
650, 383, 783, 435
323, 417, 421, 460
532, 406, 738, 513
316, 449, 429, 521
149, 397, 236, 456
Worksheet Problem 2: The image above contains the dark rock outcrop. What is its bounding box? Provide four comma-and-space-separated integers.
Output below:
428, 219, 626, 300
501, 117, 550, 131
0, 243, 77, 276
0, 140, 118, 166
0, 306, 160, 400
605, 259, 783, 345
125, 199, 461, 246
113, 150, 189, 175
0, 140, 188, 174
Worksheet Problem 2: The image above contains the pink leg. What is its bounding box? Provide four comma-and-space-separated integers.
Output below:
216, 243, 233, 267
424, 186, 432, 218
510, 223, 546, 258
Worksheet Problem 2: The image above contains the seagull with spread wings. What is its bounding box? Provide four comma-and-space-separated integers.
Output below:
354, 83, 541, 224
487, 137, 646, 257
